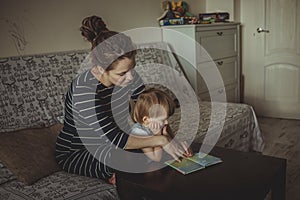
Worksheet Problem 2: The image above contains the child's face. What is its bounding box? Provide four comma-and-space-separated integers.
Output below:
148, 114, 168, 134
145, 104, 169, 134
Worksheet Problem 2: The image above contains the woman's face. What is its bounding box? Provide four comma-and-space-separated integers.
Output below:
104, 57, 136, 87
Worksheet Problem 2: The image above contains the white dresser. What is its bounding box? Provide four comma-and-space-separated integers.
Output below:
162, 22, 240, 103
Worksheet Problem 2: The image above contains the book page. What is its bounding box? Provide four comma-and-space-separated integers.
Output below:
187, 152, 222, 167
165, 159, 205, 175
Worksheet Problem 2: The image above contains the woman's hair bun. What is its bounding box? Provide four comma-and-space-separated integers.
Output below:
80, 15, 109, 42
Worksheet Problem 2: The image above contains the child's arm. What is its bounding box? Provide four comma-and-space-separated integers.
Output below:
162, 124, 174, 137
142, 146, 163, 162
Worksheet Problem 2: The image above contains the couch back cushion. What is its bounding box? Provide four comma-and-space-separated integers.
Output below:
0, 50, 88, 132
0, 42, 186, 132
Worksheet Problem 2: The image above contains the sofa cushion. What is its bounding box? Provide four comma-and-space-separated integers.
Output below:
0, 124, 63, 185
0, 42, 186, 132
0, 50, 88, 132
0, 161, 16, 185
0, 170, 118, 200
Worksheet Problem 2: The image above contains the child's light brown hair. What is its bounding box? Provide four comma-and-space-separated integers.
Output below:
132, 88, 175, 124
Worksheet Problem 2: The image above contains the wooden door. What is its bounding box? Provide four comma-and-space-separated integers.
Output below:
241, 0, 300, 119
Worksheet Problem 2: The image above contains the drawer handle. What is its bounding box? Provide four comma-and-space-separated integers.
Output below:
218, 89, 224, 94
217, 32, 223, 36
217, 61, 224, 65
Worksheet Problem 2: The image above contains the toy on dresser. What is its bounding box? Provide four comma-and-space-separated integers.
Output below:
157, 0, 199, 26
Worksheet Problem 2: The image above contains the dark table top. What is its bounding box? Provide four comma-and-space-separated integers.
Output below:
116, 144, 286, 200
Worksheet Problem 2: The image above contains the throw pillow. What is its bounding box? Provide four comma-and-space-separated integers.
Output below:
0, 124, 63, 185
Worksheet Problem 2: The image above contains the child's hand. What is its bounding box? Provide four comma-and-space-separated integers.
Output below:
148, 120, 164, 130
148, 120, 165, 135
162, 125, 168, 136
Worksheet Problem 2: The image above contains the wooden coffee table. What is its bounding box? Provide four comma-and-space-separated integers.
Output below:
116, 144, 286, 200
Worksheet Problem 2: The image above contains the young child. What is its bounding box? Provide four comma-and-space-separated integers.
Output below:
131, 88, 180, 162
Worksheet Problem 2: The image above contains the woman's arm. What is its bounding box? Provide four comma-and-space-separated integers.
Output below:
125, 134, 184, 162
125, 134, 167, 149
164, 125, 193, 157
142, 146, 163, 162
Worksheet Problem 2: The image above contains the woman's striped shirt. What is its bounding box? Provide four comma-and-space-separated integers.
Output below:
55, 69, 144, 179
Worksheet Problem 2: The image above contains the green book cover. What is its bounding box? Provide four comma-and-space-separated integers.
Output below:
165, 152, 222, 175
165, 158, 205, 175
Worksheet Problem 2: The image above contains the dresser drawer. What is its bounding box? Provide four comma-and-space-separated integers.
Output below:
162, 23, 241, 103
196, 57, 238, 92
196, 29, 237, 61
215, 57, 238, 85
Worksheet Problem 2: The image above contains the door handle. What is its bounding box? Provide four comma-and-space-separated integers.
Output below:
257, 27, 270, 33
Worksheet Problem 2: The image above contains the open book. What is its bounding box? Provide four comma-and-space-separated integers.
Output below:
165, 152, 222, 175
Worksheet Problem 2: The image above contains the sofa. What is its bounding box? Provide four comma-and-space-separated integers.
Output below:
0, 42, 264, 199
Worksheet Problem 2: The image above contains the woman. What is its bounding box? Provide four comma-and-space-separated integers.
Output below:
55, 15, 188, 185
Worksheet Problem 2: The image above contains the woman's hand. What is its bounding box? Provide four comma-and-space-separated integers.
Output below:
180, 141, 193, 157
157, 125, 193, 161
161, 136, 190, 162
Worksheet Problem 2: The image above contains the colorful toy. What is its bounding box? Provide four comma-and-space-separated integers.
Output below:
157, 1, 175, 21
157, 0, 199, 25
171, 0, 194, 18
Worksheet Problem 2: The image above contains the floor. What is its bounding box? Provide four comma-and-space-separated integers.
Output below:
258, 117, 300, 200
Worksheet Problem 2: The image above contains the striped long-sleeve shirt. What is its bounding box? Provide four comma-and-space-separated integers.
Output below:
55, 69, 144, 179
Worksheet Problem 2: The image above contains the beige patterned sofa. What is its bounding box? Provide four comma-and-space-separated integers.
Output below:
0, 42, 264, 199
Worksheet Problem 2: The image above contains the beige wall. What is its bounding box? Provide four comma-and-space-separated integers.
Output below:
205, 0, 235, 21
0, 0, 236, 57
